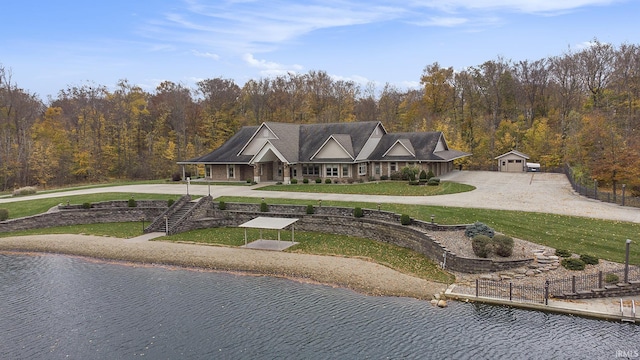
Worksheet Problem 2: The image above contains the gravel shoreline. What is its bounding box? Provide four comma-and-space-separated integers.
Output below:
0, 234, 449, 300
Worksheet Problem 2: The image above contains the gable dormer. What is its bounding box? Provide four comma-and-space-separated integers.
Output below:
383, 139, 416, 157
311, 134, 355, 160
435, 134, 448, 152
238, 123, 279, 156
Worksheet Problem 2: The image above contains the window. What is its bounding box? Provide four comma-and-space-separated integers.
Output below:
342, 164, 350, 177
302, 164, 320, 176
292, 168, 297, 177
326, 164, 339, 177
390, 162, 397, 172
358, 163, 367, 175
206, 165, 212, 178
227, 164, 235, 179
375, 163, 380, 175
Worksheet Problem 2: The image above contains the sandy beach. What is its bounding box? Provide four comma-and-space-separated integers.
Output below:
0, 234, 448, 300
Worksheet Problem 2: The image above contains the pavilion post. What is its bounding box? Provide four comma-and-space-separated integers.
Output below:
244, 228, 247, 246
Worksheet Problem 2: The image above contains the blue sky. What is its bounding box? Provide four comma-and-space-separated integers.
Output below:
2, 0, 639, 101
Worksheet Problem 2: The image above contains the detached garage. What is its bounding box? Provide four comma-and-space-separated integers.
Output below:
495, 150, 529, 172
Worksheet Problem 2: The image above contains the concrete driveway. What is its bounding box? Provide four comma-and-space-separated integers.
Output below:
2, 171, 639, 223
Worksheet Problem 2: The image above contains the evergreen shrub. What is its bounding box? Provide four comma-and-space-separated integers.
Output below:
306, 204, 314, 214
400, 214, 411, 225
353, 207, 363, 218
493, 234, 514, 257
167, 199, 175, 207
128, 198, 137, 207
0, 208, 8, 221
555, 249, 571, 258
605, 273, 619, 284
218, 201, 226, 210
580, 254, 599, 265
290, 178, 298, 184
303, 178, 309, 184
82, 202, 91, 209
465, 222, 495, 238
260, 202, 269, 212
561, 258, 586, 271
472, 235, 492, 258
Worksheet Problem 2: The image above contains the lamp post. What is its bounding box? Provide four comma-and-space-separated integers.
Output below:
431, 214, 435, 224
624, 239, 631, 283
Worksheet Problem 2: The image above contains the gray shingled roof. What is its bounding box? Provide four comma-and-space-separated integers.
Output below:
178, 126, 258, 164
179, 121, 470, 165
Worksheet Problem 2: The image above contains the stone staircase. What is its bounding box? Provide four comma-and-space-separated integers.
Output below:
164, 201, 196, 232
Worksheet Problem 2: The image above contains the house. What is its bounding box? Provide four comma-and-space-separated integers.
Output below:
495, 150, 530, 172
178, 121, 471, 183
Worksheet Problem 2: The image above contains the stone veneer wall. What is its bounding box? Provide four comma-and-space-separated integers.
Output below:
0, 202, 167, 233
555, 281, 640, 300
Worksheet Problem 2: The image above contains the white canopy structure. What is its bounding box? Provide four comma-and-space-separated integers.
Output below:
238, 217, 299, 250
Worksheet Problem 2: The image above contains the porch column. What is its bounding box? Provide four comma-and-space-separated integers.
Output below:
253, 165, 260, 183
283, 163, 290, 184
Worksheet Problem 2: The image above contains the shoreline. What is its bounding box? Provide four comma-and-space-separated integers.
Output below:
0, 234, 449, 300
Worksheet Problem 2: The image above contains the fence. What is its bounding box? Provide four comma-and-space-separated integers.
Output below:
470, 266, 640, 304
475, 279, 547, 304
564, 164, 640, 208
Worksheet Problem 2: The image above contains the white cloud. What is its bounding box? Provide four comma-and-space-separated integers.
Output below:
242, 53, 303, 77
191, 50, 220, 60
411, 0, 619, 14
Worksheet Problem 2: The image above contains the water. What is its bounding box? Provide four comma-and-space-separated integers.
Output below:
0, 253, 638, 359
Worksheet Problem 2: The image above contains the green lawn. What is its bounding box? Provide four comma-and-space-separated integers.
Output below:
0, 193, 186, 219
217, 196, 640, 265
160, 227, 455, 283
257, 181, 475, 196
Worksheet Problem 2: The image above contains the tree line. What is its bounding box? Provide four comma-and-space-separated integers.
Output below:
1, 39, 639, 193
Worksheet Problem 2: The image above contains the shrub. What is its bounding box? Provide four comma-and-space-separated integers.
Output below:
306, 204, 315, 214
218, 201, 226, 210
167, 199, 175, 207
561, 258, 586, 271
555, 249, 571, 258
315, 178, 322, 184
0, 208, 9, 221
427, 178, 440, 186
12, 186, 37, 196
82, 202, 91, 209
172, 172, 182, 181
605, 273, 619, 284
333, 178, 340, 184
426, 170, 435, 179
580, 254, 599, 265
325, 178, 332, 184
400, 214, 411, 225
493, 234, 514, 257
389, 171, 403, 180
408, 180, 420, 186
419, 170, 428, 180
353, 207, 363, 218
290, 178, 298, 184
401, 166, 419, 181
260, 202, 269, 212
472, 235, 492, 258
465, 222, 495, 238
380, 175, 389, 180
246, 178, 253, 183
128, 198, 137, 207
303, 178, 309, 184
347, 178, 354, 184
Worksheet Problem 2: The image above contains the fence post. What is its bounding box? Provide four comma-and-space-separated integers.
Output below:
598, 271, 603, 289
572, 275, 576, 293
476, 279, 479, 297
622, 184, 626, 206
509, 282, 513, 301
544, 280, 549, 305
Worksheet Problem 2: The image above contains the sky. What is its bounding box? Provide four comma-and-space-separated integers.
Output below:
2, 0, 640, 102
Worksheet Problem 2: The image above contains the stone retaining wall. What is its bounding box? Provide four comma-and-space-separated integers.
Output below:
554, 281, 640, 300
0, 207, 166, 233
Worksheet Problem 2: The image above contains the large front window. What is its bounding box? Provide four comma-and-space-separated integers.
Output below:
302, 164, 320, 176
326, 164, 339, 177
